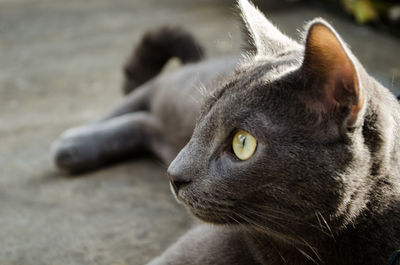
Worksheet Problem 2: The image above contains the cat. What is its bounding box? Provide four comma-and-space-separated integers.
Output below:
52, 0, 400, 264
146, 1, 400, 265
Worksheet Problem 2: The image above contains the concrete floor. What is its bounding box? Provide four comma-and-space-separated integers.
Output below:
0, 0, 399, 264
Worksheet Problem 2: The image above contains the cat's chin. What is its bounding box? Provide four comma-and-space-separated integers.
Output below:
172, 184, 238, 224
188, 208, 234, 225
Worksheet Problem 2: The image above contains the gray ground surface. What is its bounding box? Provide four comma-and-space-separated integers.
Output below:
1, 0, 399, 264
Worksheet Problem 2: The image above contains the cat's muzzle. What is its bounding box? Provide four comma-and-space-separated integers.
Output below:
167, 170, 191, 198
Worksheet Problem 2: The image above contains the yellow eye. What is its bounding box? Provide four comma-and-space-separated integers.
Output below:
232, 130, 257, 160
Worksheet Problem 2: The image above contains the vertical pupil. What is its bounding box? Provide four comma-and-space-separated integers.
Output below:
239, 134, 246, 147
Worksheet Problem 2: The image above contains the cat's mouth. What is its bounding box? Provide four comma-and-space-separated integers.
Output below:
171, 187, 239, 224
169, 182, 182, 202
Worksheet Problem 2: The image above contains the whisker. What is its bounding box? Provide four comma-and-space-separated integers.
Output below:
296, 247, 320, 265
233, 217, 288, 265
298, 236, 321, 262
247, 204, 304, 220
230, 207, 324, 264
233, 210, 306, 247
195, 82, 209, 98
241, 203, 333, 237
317, 211, 335, 240
238, 204, 285, 221
232, 211, 275, 235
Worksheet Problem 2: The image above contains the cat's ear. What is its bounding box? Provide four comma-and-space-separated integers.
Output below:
301, 19, 364, 127
238, 0, 300, 57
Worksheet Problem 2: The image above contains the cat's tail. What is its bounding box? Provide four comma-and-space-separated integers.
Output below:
122, 26, 205, 94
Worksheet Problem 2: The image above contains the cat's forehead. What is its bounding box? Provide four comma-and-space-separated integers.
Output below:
200, 55, 301, 116
237, 55, 301, 85
196, 56, 302, 138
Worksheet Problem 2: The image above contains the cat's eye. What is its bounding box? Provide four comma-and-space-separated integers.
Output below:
232, 130, 257, 160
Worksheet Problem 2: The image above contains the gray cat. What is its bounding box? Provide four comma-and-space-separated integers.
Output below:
53, 0, 400, 264
149, 1, 400, 265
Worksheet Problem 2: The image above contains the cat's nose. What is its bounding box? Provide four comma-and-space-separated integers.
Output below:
167, 142, 199, 193
167, 169, 192, 193
167, 153, 193, 193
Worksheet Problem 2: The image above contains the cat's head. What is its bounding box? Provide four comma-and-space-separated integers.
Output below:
168, 0, 370, 238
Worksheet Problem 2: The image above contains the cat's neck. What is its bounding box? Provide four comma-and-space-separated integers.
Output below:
362, 75, 400, 211
243, 228, 334, 265
333, 72, 400, 222
243, 207, 400, 265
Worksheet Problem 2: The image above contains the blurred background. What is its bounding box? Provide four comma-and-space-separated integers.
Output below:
0, 0, 399, 264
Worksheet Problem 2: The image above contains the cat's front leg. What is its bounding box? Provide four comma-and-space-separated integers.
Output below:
52, 112, 169, 173
146, 224, 260, 265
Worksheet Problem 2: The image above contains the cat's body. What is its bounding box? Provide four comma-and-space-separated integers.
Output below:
53, 46, 239, 171
53, 1, 400, 264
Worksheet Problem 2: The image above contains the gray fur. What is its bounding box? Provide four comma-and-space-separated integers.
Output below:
52, 56, 239, 172
163, 1, 400, 265
238, 0, 301, 58
52, 0, 400, 264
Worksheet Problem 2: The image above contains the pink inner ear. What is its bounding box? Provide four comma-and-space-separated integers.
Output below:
304, 23, 363, 126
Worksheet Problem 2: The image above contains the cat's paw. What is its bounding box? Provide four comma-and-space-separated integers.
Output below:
51, 127, 100, 173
